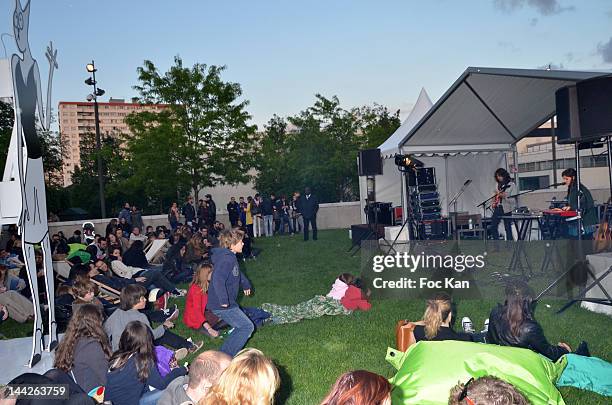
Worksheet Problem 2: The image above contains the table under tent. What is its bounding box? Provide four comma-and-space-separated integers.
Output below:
373, 67, 608, 240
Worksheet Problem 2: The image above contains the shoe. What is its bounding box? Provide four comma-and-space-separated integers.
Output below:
165, 305, 179, 322
188, 340, 204, 353
481, 318, 489, 333
174, 348, 188, 361
576, 341, 591, 357
171, 289, 187, 298
461, 317, 475, 333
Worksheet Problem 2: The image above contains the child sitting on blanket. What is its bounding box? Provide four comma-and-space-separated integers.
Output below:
183, 263, 219, 337
262, 273, 371, 325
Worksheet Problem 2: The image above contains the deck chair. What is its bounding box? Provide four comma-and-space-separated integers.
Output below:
90, 278, 121, 304
395, 320, 417, 352
144, 239, 169, 264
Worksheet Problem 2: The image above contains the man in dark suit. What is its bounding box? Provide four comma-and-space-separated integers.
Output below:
300, 187, 319, 241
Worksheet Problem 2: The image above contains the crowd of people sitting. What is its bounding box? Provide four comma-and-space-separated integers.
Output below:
1, 196, 610, 404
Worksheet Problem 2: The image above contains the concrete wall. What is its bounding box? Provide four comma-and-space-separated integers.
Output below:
519, 188, 610, 211
48, 201, 362, 236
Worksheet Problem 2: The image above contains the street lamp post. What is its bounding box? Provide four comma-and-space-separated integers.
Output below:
85, 61, 106, 218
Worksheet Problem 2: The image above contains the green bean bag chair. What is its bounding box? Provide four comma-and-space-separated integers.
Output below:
387, 341, 567, 405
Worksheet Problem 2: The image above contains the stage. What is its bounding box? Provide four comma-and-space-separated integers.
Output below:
0, 335, 61, 384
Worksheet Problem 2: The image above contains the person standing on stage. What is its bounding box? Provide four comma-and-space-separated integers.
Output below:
300, 187, 319, 241
560, 168, 598, 239
487, 168, 516, 241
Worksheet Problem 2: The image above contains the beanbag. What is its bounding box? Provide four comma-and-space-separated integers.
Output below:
387, 341, 566, 405
556, 353, 612, 397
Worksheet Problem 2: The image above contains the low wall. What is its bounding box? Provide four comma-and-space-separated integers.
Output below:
48, 201, 363, 236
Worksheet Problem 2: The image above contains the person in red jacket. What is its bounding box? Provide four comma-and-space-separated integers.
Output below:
340, 283, 372, 311
183, 263, 219, 337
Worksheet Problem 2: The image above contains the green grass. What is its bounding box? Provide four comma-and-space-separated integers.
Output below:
2, 229, 611, 404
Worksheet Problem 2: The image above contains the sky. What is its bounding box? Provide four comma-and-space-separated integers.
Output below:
1, 0, 611, 129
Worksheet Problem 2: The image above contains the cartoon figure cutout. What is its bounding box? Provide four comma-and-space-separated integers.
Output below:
1, 0, 58, 367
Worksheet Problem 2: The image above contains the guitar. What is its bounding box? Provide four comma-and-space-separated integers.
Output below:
491, 183, 511, 209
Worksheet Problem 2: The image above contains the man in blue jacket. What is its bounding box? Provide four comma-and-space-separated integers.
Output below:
207, 229, 254, 356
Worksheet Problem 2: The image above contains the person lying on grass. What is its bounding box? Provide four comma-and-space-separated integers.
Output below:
412, 291, 479, 343
104, 284, 203, 353
487, 280, 589, 361
261, 272, 371, 325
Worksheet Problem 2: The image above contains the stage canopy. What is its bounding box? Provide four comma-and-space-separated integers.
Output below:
398, 67, 608, 154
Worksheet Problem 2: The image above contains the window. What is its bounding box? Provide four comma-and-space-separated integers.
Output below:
519, 175, 550, 190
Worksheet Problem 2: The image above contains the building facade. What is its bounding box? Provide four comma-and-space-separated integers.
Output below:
58, 98, 167, 186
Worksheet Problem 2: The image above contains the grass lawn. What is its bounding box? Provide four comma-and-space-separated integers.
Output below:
2, 229, 611, 404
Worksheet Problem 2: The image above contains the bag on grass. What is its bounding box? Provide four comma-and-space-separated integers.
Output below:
386, 341, 567, 405
556, 353, 612, 397
155, 345, 175, 377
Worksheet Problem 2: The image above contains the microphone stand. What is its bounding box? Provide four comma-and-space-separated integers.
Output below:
448, 180, 472, 239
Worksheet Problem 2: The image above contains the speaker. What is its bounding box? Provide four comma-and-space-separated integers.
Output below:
556, 76, 612, 144
358, 149, 383, 176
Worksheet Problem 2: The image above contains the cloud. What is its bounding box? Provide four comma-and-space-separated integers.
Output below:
598, 37, 612, 64
494, 0, 575, 16
529, 17, 539, 26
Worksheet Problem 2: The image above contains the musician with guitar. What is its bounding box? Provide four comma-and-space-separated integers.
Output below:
554, 168, 598, 239
487, 168, 516, 241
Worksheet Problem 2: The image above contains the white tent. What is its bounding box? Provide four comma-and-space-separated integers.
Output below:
358, 88, 433, 223
396, 67, 609, 221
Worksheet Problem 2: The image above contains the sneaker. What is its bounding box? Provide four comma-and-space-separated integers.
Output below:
576, 341, 591, 357
188, 340, 204, 353
165, 305, 179, 322
461, 317, 475, 333
174, 348, 188, 361
481, 318, 489, 333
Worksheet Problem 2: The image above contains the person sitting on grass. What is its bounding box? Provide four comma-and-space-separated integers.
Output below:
412, 292, 473, 342
487, 280, 589, 361
158, 350, 231, 405
71, 279, 105, 313
201, 348, 279, 404
104, 284, 203, 353
105, 321, 188, 405
320, 370, 392, 405
448, 376, 529, 405
261, 273, 370, 325
108, 249, 185, 297
184, 263, 219, 338
0, 265, 34, 323
207, 229, 254, 357
53, 303, 112, 395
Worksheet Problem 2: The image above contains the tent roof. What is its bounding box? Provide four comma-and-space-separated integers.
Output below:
399, 66, 609, 154
378, 87, 432, 158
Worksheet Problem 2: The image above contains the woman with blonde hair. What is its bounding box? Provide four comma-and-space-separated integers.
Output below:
413, 292, 473, 342
200, 348, 279, 405
184, 263, 219, 337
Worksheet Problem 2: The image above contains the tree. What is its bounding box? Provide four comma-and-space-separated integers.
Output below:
0, 100, 13, 174
132, 56, 257, 199
254, 95, 401, 203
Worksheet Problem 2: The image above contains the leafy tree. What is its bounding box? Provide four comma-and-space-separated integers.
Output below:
0, 100, 13, 173
132, 56, 257, 199
254, 95, 401, 203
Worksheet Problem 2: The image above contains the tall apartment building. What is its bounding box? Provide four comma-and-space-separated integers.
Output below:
58, 98, 167, 186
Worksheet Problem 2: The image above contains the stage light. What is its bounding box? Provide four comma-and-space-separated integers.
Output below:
86, 94, 94, 101
86, 63, 96, 73
95, 88, 105, 97
394, 154, 424, 169
84, 77, 95, 86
